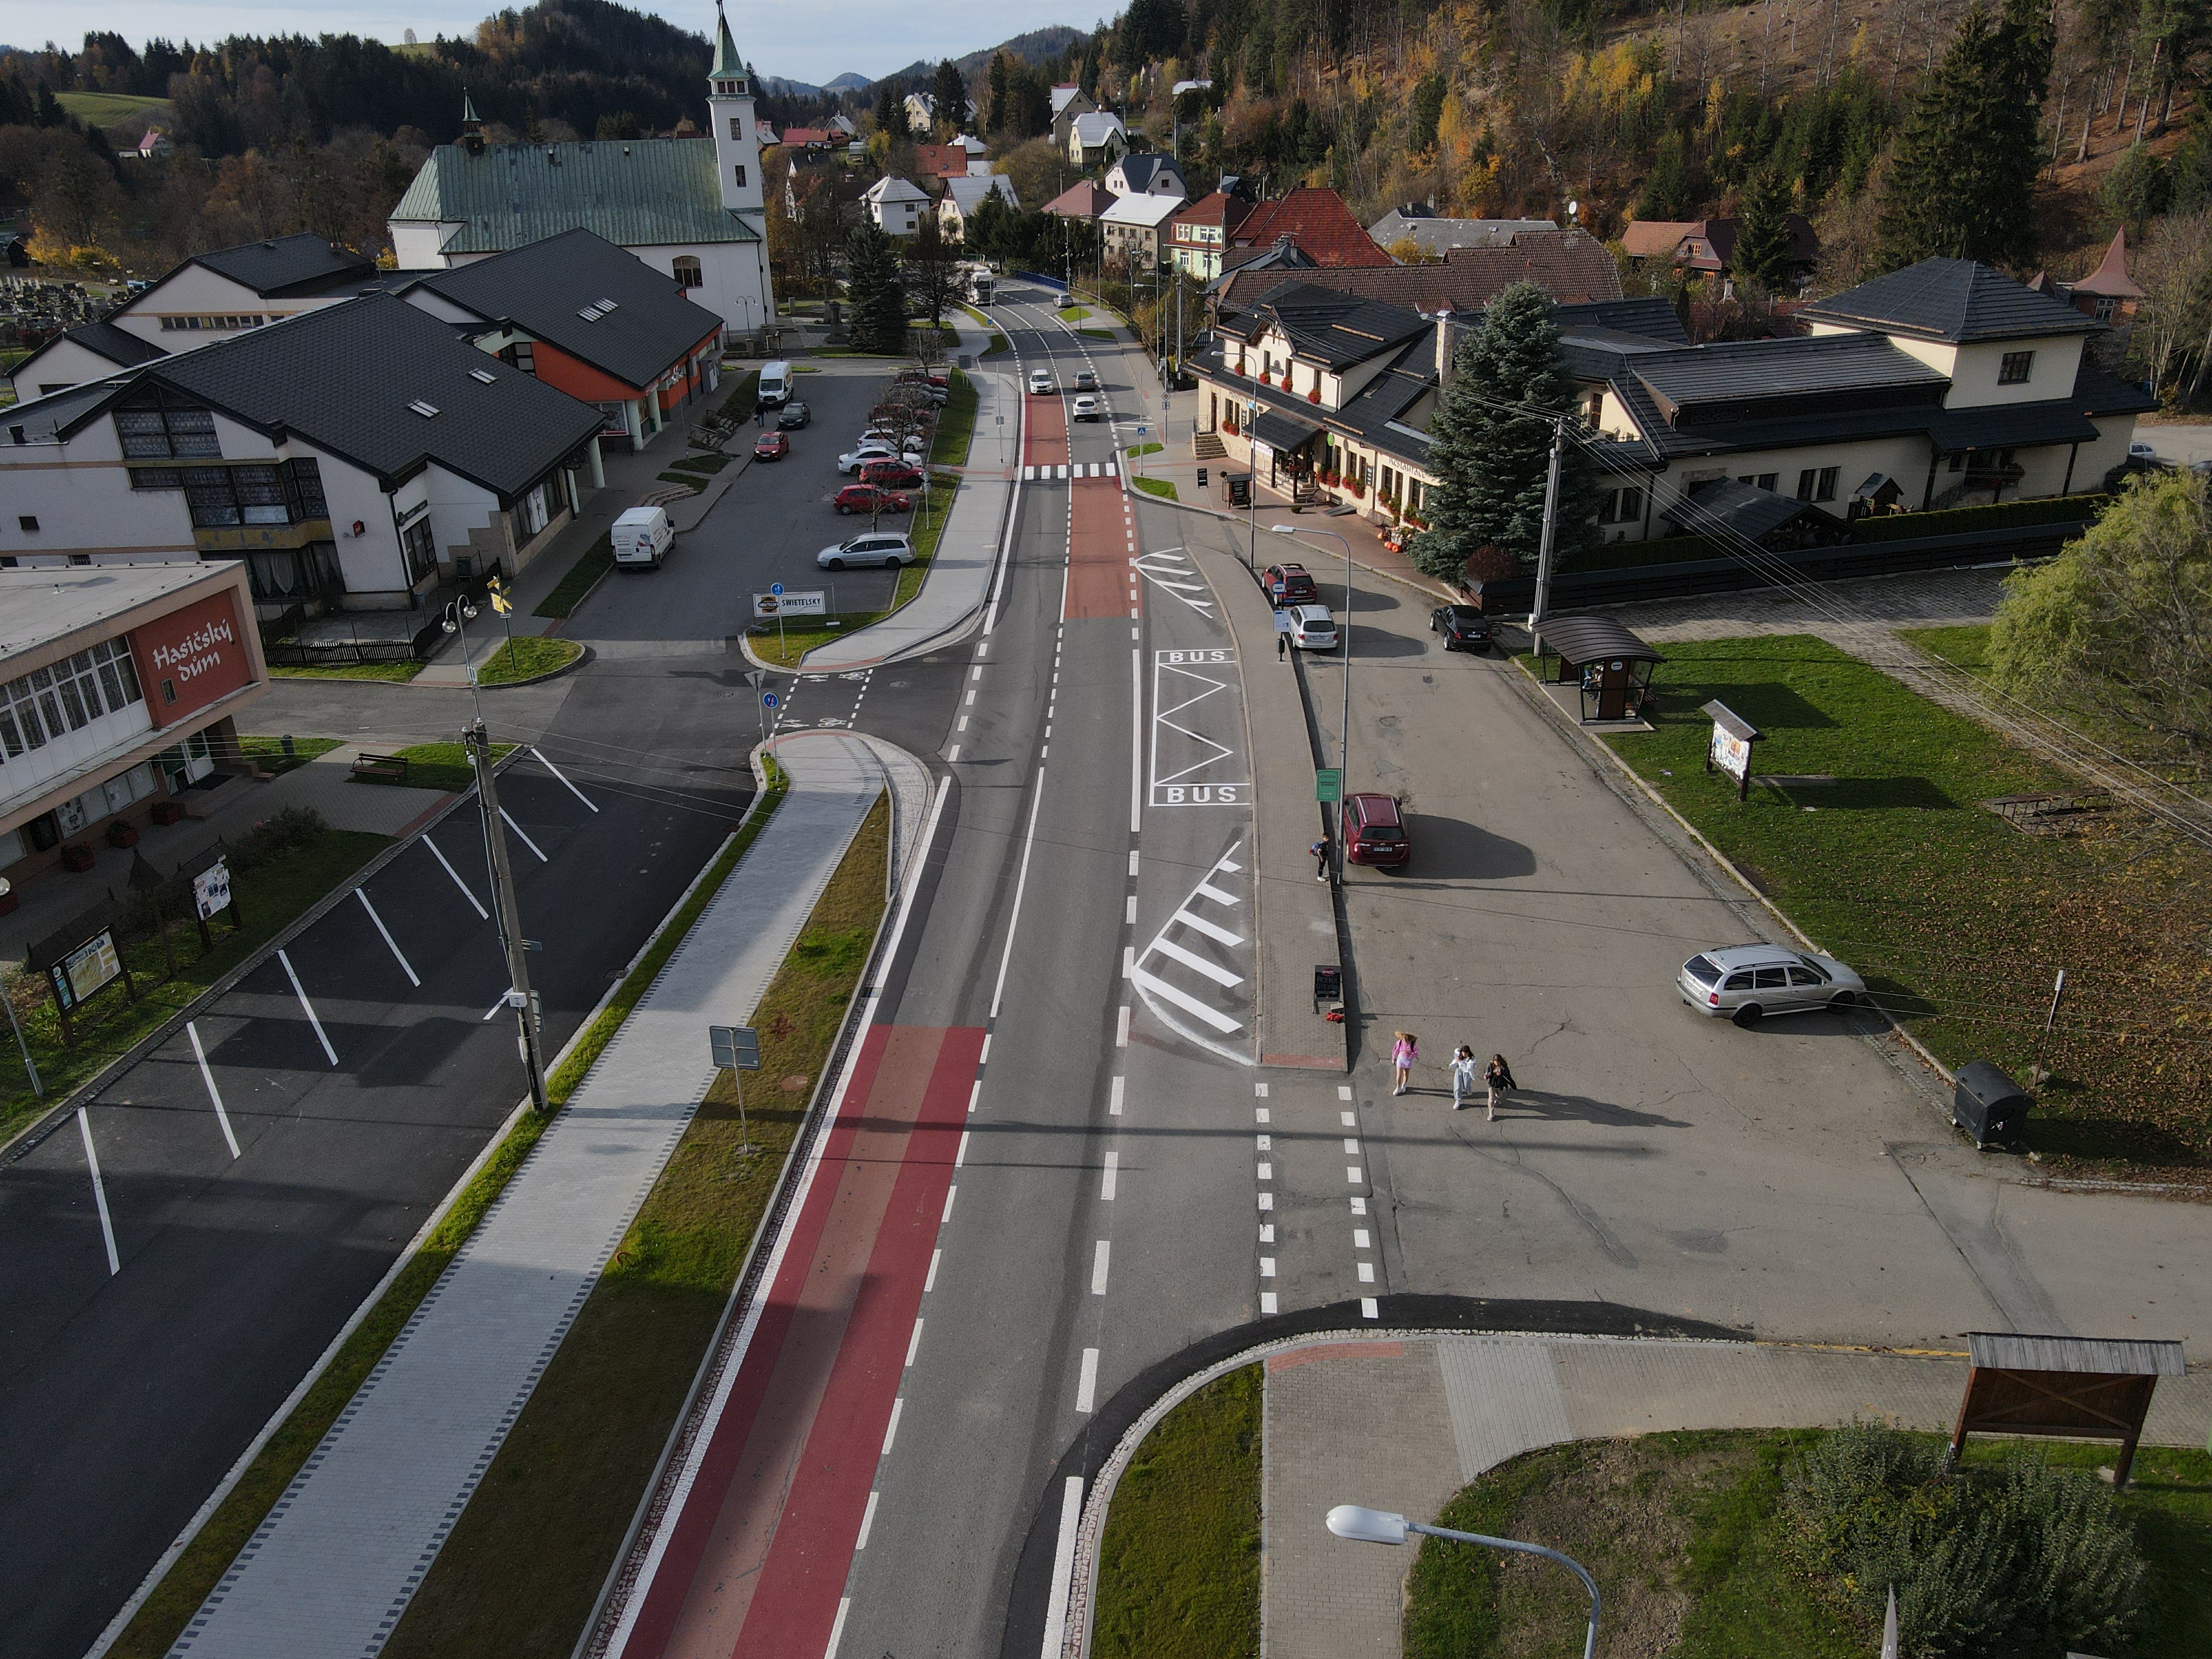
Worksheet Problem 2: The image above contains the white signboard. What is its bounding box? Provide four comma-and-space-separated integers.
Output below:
193, 858, 233, 921
752, 590, 828, 619
58, 931, 121, 1010
1709, 724, 1752, 784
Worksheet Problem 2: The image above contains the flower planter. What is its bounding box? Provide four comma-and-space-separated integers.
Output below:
107, 821, 139, 849
1306, 388, 1321, 404
61, 842, 96, 873
151, 799, 186, 826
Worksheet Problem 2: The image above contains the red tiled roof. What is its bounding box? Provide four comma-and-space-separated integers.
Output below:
1229, 188, 1393, 267
781, 127, 831, 146
1170, 191, 1254, 236
1044, 181, 1115, 219
915, 143, 969, 179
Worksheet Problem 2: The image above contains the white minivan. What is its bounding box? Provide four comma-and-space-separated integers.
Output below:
757, 359, 794, 406
612, 505, 672, 570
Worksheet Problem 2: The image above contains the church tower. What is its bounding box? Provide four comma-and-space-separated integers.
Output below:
708, 4, 764, 228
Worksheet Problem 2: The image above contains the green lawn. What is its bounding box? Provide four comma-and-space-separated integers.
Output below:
532, 531, 613, 619
105, 769, 789, 1659
667, 450, 732, 477
1, 826, 387, 1142
383, 789, 885, 1659
476, 637, 582, 685
269, 660, 424, 682
1404, 1430, 2210, 1659
1092, 1366, 1261, 1658
930, 368, 978, 468
1595, 635, 2211, 1171
347, 742, 517, 794
238, 735, 342, 775
1124, 441, 1164, 458
1059, 304, 1094, 320
1079, 327, 1119, 341
1133, 477, 1179, 501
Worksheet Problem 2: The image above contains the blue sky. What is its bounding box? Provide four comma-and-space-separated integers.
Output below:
0, 2, 1081, 88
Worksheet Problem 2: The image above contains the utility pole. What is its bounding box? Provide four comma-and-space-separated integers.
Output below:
468, 721, 549, 1114
1528, 414, 1568, 658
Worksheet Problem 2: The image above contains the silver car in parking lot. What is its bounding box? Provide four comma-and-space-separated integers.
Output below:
1678, 943, 1866, 1025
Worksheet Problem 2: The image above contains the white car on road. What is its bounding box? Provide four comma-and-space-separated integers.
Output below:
1678, 943, 1866, 1025
1286, 603, 1338, 649
1029, 369, 1055, 394
1072, 394, 1103, 421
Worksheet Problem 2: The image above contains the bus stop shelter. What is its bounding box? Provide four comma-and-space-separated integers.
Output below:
1532, 614, 1665, 723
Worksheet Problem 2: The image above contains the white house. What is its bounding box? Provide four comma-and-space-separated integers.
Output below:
864, 175, 933, 237
386, 3, 775, 336
1099, 191, 1186, 272
1104, 151, 1186, 201
1067, 112, 1128, 169
938, 173, 1021, 241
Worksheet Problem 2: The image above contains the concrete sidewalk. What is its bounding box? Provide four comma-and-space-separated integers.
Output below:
1256, 1332, 2212, 1659
166, 733, 897, 1659
797, 315, 1018, 671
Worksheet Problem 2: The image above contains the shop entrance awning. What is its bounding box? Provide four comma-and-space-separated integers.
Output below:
1251, 408, 1322, 452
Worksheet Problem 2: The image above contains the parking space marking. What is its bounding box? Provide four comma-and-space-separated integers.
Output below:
422, 834, 489, 920
355, 889, 420, 988
279, 950, 340, 1067
529, 746, 600, 812
77, 1108, 120, 1276
499, 807, 549, 864
187, 1021, 242, 1159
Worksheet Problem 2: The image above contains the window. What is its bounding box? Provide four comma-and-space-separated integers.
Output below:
672, 255, 703, 289
1583, 392, 1604, 427
2093, 297, 2117, 322
1795, 466, 1838, 503
729, 117, 744, 140
178, 461, 325, 528
1601, 486, 1645, 524
515, 481, 551, 539
1787, 966, 1824, 987
17, 515, 35, 531
114, 391, 220, 458
596, 401, 632, 438
1999, 349, 2034, 385
0, 638, 140, 757
733, 163, 748, 188
501, 340, 536, 374
1753, 967, 1790, 989
1757, 473, 1777, 491
129, 467, 182, 489
402, 516, 437, 583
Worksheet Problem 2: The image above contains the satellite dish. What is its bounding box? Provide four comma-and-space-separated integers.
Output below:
1567, 199, 1579, 220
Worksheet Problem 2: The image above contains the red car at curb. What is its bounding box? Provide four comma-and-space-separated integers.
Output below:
834, 483, 912, 515
752, 430, 789, 461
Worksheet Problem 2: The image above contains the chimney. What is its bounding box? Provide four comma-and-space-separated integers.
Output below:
1434, 306, 1454, 393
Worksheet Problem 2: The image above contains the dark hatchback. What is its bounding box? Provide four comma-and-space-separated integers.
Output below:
1430, 604, 1493, 651
776, 400, 811, 429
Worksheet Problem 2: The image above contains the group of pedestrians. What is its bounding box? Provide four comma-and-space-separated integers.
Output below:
1390, 1032, 1515, 1119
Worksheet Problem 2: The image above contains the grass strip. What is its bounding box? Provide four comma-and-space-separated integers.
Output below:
348, 742, 517, 794
1124, 442, 1164, 458
1092, 1365, 1261, 1658
667, 451, 731, 477
0, 828, 388, 1142
102, 763, 784, 1659
533, 530, 613, 620
930, 369, 979, 469
476, 637, 582, 685
1132, 477, 1179, 502
383, 789, 885, 1658
238, 735, 341, 775
269, 660, 424, 682
1079, 327, 1119, 341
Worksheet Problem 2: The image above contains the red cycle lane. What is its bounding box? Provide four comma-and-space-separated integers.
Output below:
618, 1022, 984, 1659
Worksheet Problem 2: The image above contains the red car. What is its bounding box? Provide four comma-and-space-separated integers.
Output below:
1343, 792, 1410, 868
1262, 562, 1321, 607
752, 430, 789, 461
859, 459, 924, 489
835, 483, 911, 515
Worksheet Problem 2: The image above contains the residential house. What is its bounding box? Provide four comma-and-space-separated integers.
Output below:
0, 290, 607, 612
863, 175, 933, 237
1100, 192, 1185, 273
1067, 112, 1129, 169
1228, 187, 1394, 267
904, 91, 975, 135
1104, 151, 1187, 200
780, 126, 833, 150
1208, 229, 1622, 330
132, 126, 174, 160
398, 227, 727, 452
1167, 191, 1254, 282
1367, 205, 1556, 258
2033, 229, 2143, 326
1620, 215, 1819, 288
938, 173, 1021, 242
915, 143, 972, 182
1050, 85, 1099, 149
1042, 180, 1115, 223
388, 9, 775, 335
829, 114, 858, 138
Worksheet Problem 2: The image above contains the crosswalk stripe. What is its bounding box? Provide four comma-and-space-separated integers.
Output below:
1151, 936, 1244, 988
1173, 907, 1243, 946
1193, 880, 1240, 905
1130, 966, 1244, 1034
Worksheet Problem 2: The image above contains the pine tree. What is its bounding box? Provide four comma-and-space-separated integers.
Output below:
874, 78, 902, 138
1877, 0, 2053, 269
846, 222, 907, 353
985, 51, 1012, 135
1411, 283, 1602, 583
931, 60, 967, 136
1732, 170, 1797, 294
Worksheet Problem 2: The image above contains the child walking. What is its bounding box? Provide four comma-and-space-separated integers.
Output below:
1484, 1052, 1517, 1121
1450, 1045, 1478, 1110
1391, 1031, 1419, 1096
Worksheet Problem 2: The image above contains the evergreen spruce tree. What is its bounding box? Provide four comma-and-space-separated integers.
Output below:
1411, 282, 1601, 583
985, 51, 1013, 135
1732, 169, 1798, 294
1877, 0, 2053, 269
931, 60, 968, 136
874, 78, 903, 138
846, 222, 907, 353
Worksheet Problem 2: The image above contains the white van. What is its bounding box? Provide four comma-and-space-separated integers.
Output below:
611, 505, 672, 570
757, 360, 794, 406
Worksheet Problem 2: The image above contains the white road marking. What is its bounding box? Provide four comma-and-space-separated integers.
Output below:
1109, 1075, 1124, 1115
528, 745, 599, 812
1256, 1162, 1272, 1180
1193, 879, 1239, 905
1120, 946, 1133, 979
968, 1079, 982, 1114
1358, 1262, 1376, 1283
1354, 1229, 1371, 1249
1351, 1196, 1368, 1216
965, 688, 976, 705
1115, 1005, 1130, 1046
1039, 1477, 1087, 1659
1340, 1111, 1358, 1127
925, 1249, 942, 1292
1361, 1298, 1380, 1319
423, 834, 489, 919
482, 994, 509, 1022
855, 1493, 880, 1551
1348, 1166, 1363, 1183
1091, 1240, 1110, 1295
1260, 1291, 1279, 1314
1339, 1085, 1353, 1100
1254, 1082, 1269, 1097
355, 889, 419, 987
499, 807, 548, 863
1260, 1224, 1275, 1242
906, 1318, 925, 1366
1344, 1138, 1361, 1154
1129, 965, 1241, 1033
957, 715, 968, 731
1129, 647, 1142, 833
1128, 851, 1139, 875
988, 754, 1051, 1021
1259, 1257, 1276, 1277
1076, 1347, 1100, 1413
1124, 893, 1136, 925
1255, 1108, 1270, 1124
882, 1397, 904, 1453
77, 1108, 119, 1276
943, 1185, 957, 1223
1151, 935, 1241, 987
971, 665, 984, 680
1258, 1191, 1273, 1211
947, 744, 961, 762
1172, 907, 1242, 947
956, 1130, 970, 1167
279, 950, 338, 1066
1101, 1149, 1118, 1200
187, 1022, 242, 1160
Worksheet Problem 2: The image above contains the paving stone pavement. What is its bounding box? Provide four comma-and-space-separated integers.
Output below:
166, 733, 893, 1659
1259, 1332, 2212, 1659
1598, 565, 2010, 645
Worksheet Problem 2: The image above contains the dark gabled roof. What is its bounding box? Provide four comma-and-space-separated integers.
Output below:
128, 291, 602, 498
192, 233, 377, 298
4, 379, 127, 442
1629, 333, 1948, 426
413, 228, 723, 392
1212, 230, 1621, 321
1554, 298, 1691, 347
1253, 408, 1323, 450
1801, 257, 2100, 343
1661, 478, 1839, 540
1244, 283, 1430, 369
11, 319, 167, 387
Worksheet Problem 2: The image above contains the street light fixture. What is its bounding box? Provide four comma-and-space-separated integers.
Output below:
1324, 1505, 1601, 1659
1271, 524, 1352, 885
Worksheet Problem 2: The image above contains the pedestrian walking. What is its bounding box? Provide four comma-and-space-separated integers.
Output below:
1312, 833, 1333, 881
1484, 1052, 1516, 1121
1391, 1031, 1419, 1096
1277, 630, 1288, 661
1449, 1045, 1478, 1110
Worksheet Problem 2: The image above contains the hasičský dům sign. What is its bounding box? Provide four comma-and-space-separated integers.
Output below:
129, 591, 254, 726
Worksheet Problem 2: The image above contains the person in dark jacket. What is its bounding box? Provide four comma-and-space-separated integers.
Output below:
1484, 1052, 1516, 1121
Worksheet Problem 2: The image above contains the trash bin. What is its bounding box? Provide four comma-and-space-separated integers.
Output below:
1953, 1061, 2031, 1148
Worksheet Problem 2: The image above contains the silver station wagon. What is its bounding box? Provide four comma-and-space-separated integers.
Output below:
1678, 944, 1866, 1026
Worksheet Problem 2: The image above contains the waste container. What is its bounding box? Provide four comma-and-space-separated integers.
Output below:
1953, 1061, 2031, 1149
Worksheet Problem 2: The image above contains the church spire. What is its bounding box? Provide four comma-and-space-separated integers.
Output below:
709, 3, 745, 87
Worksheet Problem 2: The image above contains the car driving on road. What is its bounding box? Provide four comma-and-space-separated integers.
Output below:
1029, 368, 1054, 394
1072, 394, 1103, 421
752, 430, 789, 461
776, 401, 811, 430
1678, 944, 1866, 1025
1430, 604, 1493, 651
1287, 603, 1338, 649
817, 530, 914, 568
1074, 369, 1098, 390
833, 484, 911, 515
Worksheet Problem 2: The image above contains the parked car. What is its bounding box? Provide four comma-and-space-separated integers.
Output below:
834, 483, 911, 515
2128, 439, 2159, 463
859, 459, 924, 489
817, 530, 914, 568
1430, 604, 1493, 651
1072, 394, 1103, 421
1262, 562, 1320, 607
1677, 944, 1866, 1026
753, 430, 790, 461
776, 400, 811, 430
1343, 792, 1409, 868
1029, 368, 1055, 394
1074, 369, 1098, 390
1287, 603, 1338, 649
839, 443, 902, 474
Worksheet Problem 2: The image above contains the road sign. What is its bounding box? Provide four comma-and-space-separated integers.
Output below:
770, 581, 785, 596
1314, 768, 1343, 804
709, 1025, 761, 1070
762, 691, 780, 709
743, 669, 766, 688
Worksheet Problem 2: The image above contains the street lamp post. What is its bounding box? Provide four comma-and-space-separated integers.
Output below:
1270, 524, 1352, 885
0, 879, 41, 1098
1326, 1505, 1601, 1659
440, 595, 486, 726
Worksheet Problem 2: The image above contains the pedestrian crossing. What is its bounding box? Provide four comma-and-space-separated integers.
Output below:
1130, 843, 1251, 1064
1022, 461, 1123, 481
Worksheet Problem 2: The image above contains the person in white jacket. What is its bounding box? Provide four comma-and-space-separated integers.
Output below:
1449, 1045, 1479, 1110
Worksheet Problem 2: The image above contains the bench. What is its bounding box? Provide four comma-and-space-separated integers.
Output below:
351, 752, 408, 781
